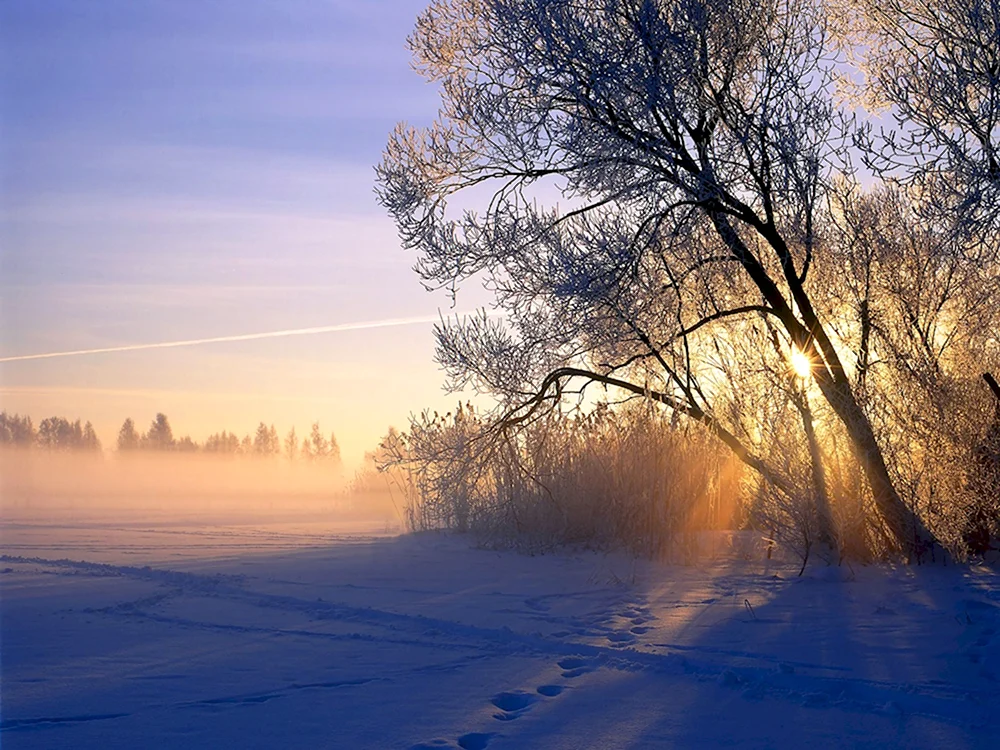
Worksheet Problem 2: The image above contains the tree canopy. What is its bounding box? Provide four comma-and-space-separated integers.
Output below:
378, 0, 1000, 560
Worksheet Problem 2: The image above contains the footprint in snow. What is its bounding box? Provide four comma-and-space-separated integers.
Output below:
458, 732, 496, 750
607, 631, 637, 645
413, 680, 570, 750
411, 734, 498, 750
619, 600, 651, 617
630, 625, 651, 635
558, 656, 596, 678
491, 690, 538, 720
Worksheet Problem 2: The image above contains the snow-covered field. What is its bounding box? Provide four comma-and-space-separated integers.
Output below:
2, 510, 998, 749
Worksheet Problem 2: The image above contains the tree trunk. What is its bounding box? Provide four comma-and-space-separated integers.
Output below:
823, 379, 941, 561
710, 212, 942, 560
795, 389, 835, 549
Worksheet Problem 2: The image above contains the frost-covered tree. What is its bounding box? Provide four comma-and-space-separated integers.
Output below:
377, 0, 960, 558
844, 0, 1000, 229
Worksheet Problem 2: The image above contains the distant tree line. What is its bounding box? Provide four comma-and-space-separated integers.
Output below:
0, 412, 101, 451
0, 411, 342, 467
116, 413, 342, 466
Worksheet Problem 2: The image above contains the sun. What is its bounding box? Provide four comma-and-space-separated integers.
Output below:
790, 348, 812, 378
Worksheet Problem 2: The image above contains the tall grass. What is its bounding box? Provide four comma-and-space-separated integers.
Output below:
373, 365, 1000, 564
381, 402, 739, 559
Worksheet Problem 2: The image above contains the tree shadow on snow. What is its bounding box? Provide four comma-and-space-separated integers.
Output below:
617, 555, 1000, 749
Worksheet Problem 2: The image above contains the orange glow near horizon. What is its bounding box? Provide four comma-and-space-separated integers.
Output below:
0, 312, 502, 469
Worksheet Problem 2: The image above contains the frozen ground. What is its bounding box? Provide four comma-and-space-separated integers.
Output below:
2, 516, 998, 749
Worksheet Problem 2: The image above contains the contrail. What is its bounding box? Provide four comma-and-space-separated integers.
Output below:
0, 313, 481, 363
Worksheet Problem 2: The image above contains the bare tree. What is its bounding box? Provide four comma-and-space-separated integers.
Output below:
378, 0, 947, 557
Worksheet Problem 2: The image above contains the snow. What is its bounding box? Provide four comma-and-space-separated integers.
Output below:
2, 514, 998, 749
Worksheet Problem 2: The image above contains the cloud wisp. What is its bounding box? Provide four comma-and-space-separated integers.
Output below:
0, 313, 475, 363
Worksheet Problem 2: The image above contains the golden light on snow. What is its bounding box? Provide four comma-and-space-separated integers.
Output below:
790, 348, 813, 379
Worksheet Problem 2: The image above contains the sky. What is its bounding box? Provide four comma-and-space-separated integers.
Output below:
0, 0, 490, 467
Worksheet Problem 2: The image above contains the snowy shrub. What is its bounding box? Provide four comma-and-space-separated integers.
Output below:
382, 402, 737, 559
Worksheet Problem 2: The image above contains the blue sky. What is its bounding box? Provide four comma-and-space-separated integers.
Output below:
0, 1, 484, 465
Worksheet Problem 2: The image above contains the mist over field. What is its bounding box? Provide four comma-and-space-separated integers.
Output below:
1, 449, 401, 564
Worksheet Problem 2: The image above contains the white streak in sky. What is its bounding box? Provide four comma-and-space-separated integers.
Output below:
0, 313, 482, 363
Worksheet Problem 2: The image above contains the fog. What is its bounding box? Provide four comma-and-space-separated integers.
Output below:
0, 449, 402, 563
